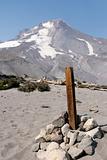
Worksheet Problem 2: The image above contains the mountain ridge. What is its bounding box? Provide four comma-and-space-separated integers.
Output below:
0, 19, 107, 84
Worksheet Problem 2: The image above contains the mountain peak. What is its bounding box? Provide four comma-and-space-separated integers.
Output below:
0, 19, 107, 84
17, 19, 72, 41
40, 19, 67, 29
41, 21, 54, 28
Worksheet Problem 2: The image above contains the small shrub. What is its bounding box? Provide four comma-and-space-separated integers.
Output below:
37, 82, 50, 92
18, 81, 37, 92
8, 79, 20, 88
100, 85, 107, 89
0, 78, 19, 90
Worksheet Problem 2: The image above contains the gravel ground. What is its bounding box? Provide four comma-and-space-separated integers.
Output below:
0, 84, 107, 160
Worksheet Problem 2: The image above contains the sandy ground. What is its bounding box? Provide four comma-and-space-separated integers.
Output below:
0, 85, 107, 160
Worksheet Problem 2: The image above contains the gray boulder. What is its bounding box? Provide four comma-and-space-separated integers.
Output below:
36, 150, 47, 160
52, 112, 68, 128
46, 142, 59, 151
83, 118, 98, 131
61, 123, 70, 136
35, 137, 46, 143
68, 146, 84, 159
84, 145, 94, 155
78, 135, 94, 150
40, 142, 50, 151
86, 127, 103, 139
45, 132, 63, 143
67, 131, 78, 146
32, 142, 40, 152
77, 131, 86, 142
36, 148, 71, 160
80, 115, 91, 123
77, 135, 95, 156
60, 142, 70, 151
46, 124, 55, 134
47, 149, 71, 160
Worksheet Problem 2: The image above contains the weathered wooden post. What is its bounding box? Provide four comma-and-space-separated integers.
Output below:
65, 66, 77, 129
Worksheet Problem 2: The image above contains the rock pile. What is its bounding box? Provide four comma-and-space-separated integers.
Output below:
32, 112, 103, 160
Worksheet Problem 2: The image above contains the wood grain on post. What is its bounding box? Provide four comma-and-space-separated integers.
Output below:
65, 67, 77, 129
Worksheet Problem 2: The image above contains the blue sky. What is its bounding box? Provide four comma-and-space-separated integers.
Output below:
0, 0, 107, 41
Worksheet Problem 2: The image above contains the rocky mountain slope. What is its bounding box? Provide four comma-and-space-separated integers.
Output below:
0, 20, 107, 84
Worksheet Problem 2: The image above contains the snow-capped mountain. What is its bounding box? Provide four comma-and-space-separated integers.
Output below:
0, 20, 107, 84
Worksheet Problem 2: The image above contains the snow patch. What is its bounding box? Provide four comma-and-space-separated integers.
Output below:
25, 27, 64, 58
42, 21, 54, 28
20, 26, 38, 39
21, 32, 31, 39
30, 45, 37, 49
70, 54, 74, 58
77, 38, 97, 56
59, 49, 64, 52
25, 45, 37, 52
38, 28, 49, 36
68, 50, 73, 53
68, 50, 74, 58
0, 40, 20, 48
38, 44, 64, 58
32, 26, 38, 30
21, 56, 26, 59
22, 33, 28, 37
26, 35, 38, 42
